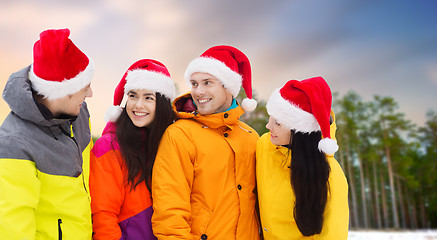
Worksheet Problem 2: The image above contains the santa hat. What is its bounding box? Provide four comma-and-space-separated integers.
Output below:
266, 76, 339, 154
28, 28, 94, 100
104, 59, 175, 122
184, 45, 257, 111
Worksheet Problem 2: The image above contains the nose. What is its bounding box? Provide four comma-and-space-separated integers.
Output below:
134, 98, 146, 108
266, 118, 272, 130
194, 84, 206, 95
86, 86, 93, 98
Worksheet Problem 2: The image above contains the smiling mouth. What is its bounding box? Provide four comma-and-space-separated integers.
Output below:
134, 111, 148, 116
198, 98, 211, 104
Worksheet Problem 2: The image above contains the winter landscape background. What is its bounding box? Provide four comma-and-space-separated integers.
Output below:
348, 230, 437, 239
1, 0, 437, 238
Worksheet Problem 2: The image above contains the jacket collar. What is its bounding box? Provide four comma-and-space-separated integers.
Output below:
173, 92, 244, 129
263, 132, 292, 166
33, 95, 77, 123
4, 66, 77, 127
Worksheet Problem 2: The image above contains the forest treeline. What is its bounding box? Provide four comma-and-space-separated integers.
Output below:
240, 90, 437, 229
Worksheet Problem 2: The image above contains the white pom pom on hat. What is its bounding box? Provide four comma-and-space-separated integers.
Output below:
104, 105, 123, 123
242, 98, 257, 112
318, 138, 339, 155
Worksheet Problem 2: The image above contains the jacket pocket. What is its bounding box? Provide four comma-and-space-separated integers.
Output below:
58, 219, 63, 240
190, 206, 212, 236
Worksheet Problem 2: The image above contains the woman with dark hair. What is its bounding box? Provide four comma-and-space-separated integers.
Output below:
89, 59, 175, 239
257, 76, 349, 239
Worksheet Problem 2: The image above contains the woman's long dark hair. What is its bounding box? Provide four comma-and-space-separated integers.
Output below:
116, 92, 174, 192
289, 130, 330, 236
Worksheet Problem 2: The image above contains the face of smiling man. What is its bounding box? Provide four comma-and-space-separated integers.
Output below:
39, 84, 93, 117
126, 89, 156, 127
189, 72, 233, 115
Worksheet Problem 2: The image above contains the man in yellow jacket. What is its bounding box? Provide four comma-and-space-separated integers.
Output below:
152, 45, 260, 240
0, 28, 94, 239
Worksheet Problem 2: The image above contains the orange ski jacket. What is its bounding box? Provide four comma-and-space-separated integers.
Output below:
152, 93, 260, 240
90, 122, 155, 239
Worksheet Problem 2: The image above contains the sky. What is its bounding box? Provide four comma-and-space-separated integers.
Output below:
1, 0, 437, 136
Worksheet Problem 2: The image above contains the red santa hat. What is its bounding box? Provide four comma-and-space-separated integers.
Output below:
184, 45, 257, 111
104, 59, 175, 122
266, 76, 339, 154
28, 28, 94, 100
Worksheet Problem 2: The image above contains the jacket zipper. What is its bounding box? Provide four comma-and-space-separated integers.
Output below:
238, 125, 253, 133
58, 124, 78, 147
58, 124, 82, 176
58, 219, 63, 240
58, 123, 89, 195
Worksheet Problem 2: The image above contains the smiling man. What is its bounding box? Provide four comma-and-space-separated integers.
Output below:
0, 28, 94, 239
151, 45, 260, 240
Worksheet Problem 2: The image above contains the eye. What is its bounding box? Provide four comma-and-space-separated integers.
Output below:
275, 120, 281, 126
145, 95, 156, 101
204, 81, 211, 85
128, 93, 138, 99
191, 82, 198, 87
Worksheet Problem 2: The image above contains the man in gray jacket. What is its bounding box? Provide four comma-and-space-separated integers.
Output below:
0, 28, 94, 239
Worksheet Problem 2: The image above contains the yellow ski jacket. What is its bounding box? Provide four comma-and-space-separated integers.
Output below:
256, 112, 349, 240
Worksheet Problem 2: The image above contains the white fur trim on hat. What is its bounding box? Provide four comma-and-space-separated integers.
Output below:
242, 98, 257, 112
125, 69, 176, 101
318, 137, 339, 154
266, 88, 320, 132
28, 59, 94, 100
184, 57, 242, 97
104, 105, 123, 122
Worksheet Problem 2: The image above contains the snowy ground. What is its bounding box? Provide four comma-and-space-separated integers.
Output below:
348, 230, 437, 240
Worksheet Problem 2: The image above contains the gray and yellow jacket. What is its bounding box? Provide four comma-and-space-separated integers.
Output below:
0, 66, 93, 240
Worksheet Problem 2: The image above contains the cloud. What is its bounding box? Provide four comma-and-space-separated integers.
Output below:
427, 63, 437, 85
0, 1, 98, 33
